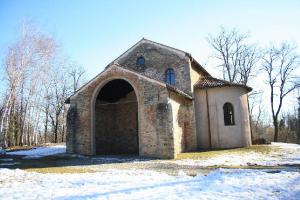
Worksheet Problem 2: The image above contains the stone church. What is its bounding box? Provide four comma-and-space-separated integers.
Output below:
65, 38, 252, 159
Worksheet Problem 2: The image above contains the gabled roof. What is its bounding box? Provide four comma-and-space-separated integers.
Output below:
65, 39, 213, 103
65, 63, 193, 103
194, 76, 252, 92
114, 38, 186, 63
113, 38, 210, 76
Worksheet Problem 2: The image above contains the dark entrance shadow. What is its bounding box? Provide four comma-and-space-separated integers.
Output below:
95, 79, 139, 155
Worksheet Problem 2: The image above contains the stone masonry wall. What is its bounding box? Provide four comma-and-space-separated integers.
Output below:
169, 92, 197, 155
68, 65, 176, 158
117, 41, 193, 95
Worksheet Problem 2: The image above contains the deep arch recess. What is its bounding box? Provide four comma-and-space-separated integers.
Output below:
93, 79, 139, 155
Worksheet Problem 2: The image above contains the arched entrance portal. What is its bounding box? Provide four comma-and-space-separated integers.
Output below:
95, 79, 139, 155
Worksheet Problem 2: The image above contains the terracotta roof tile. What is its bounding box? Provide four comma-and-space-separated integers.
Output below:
194, 76, 252, 92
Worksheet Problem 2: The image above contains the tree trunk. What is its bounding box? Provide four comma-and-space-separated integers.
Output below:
54, 115, 58, 143
44, 104, 49, 143
54, 127, 58, 143
274, 119, 279, 142
284, 130, 289, 143
61, 124, 64, 142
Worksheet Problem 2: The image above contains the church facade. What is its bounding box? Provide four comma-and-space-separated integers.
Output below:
65, 39, 252, 158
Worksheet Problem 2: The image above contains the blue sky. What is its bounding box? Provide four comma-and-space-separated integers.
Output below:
1, 0, 299, 80
1, 0, 300, 116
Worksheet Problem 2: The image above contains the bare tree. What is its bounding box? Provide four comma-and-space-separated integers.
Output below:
0, 21, 57, 147
207, 27, 261, 143
49, 80, 69, 143
238, 45, 260, 85
68, 63, 86, 93
207, 27, 259, 85
46, 63, 86, 143
249, 92, 265, 133
42, 86, 51, 143
262, 43, 300, 142
298, 96, 300, 143
0, 20, 88, 148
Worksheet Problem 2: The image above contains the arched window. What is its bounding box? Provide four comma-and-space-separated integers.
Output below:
223, 102, 235, 126
165, 68, 175, 85
137, 56, 145, 65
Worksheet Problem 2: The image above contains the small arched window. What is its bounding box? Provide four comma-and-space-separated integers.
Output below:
223, 102, 235, 126
165, 68, 175, 85
137, 56, 145, 65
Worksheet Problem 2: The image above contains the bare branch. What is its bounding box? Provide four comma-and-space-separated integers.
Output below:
207, 27, 259, 85
262, 42, 300, 142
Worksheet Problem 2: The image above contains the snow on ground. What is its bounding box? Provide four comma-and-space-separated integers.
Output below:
174, 142, 300, 167
3, 142, 300, 166
1, 142, 300, 199
0, 162, 19, 166
0, 147, 6, 155
7, 145, 66, 159
0, 168, 299, 200
0, 158, 13, 161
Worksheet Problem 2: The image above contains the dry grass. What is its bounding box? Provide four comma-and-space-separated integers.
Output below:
6, 143, 65, 152
25, 167, 94, 174
6, 146, 36, 151
176, 144, 279, 160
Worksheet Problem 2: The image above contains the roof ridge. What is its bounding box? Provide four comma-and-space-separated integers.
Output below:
112, 38, 145, 64
141, 38, 190, 55
195, 76, 252, 92
200, 76, 240, 84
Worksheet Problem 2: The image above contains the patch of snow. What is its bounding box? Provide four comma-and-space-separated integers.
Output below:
174, 142, 300, 167
0, 162, 19, 166
69, 154, 88, 159
0, 147, 6, 155
0, 158, 13, 162
7, 145, 66, 159
0, 168, 299, 200
271, 142, 300, 149
91, 157, 148, 163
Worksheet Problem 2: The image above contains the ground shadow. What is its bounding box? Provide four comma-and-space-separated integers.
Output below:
0, 153, 158, 170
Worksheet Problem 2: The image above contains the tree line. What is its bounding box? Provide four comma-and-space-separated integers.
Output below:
0, 22, 86, 148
